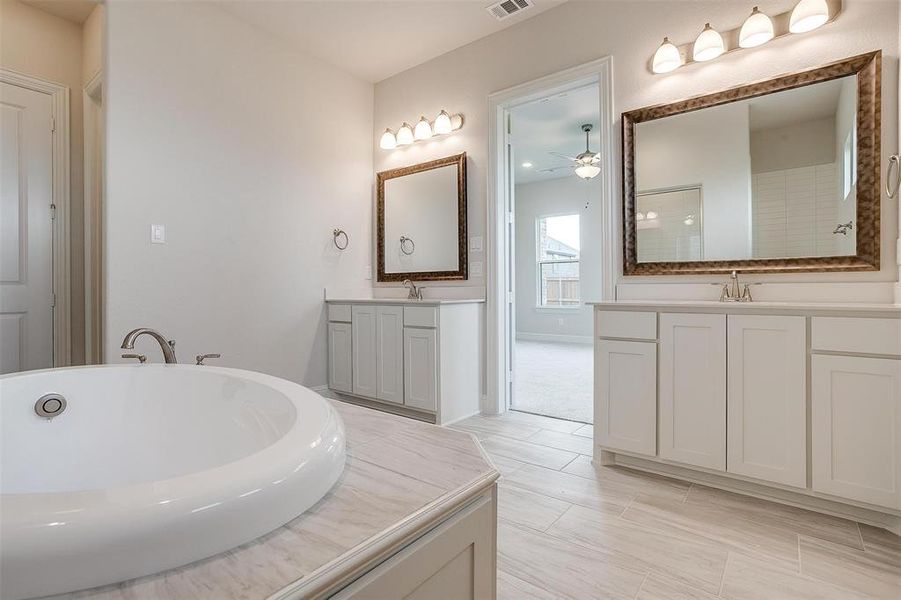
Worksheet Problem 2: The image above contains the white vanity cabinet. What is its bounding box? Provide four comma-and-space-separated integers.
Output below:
592, 301, 901, 531
811, 318, 901, 510
659, 312, 726, 471
326, 300, 482, 425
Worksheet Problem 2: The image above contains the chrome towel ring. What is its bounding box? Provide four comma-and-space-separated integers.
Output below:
399, 236, 415, 255
887, 155, 900, 199
333, 228, 348, 250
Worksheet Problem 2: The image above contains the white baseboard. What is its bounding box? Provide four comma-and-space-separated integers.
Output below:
516, 332, 593, 345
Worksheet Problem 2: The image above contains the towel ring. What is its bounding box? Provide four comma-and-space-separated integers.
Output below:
399, 236, 415, 255
333, 228, 348, 250
887, 155, 900, 199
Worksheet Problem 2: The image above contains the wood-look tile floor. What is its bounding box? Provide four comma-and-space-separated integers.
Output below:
451, 411, 901, 600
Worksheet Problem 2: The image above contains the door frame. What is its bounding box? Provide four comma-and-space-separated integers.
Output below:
1, 68, 71, 367
486, 56, 616, 414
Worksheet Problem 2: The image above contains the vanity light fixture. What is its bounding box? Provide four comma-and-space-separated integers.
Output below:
379, 128, 397, 150
739, 7, 774, 48
790, 0, 829, 33
693, 23, 725, 62
396, 123, 415, 146
650, 1, 840, 75
380, 110, 463, 150
434, 110, 453, 135
683, 214, 696, 226
414, 116, 433, 140
522, 161, 533, 168
652, 37, 682, 74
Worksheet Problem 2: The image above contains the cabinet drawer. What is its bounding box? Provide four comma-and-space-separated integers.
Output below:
812, 317, 901, 356
404, 306, 438, 328
328, 304, 352, 323
596, 310, 656, 340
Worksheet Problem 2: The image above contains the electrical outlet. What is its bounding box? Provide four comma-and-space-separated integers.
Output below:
363, 265, 372, 280
150, 224, 166, 244
470, 261, 483, 277
557, 318, 565, 327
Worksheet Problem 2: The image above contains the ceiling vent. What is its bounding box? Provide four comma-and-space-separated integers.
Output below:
486, 0, 533, 21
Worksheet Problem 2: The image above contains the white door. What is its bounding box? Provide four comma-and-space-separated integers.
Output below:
376, 305, 403, 404
328, 322, 353, 393
404, 327, 437, 412
352, 305, 378, 398
727, 315, 807, 487
595, 339, 656, 456
812, 354, 901, 510
0, 82, 54, 374
659, 313, 727, 471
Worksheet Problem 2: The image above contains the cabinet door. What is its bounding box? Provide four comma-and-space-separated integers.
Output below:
595, 339, 657, 456
659, 313, 726, 471
727, 315, 806, 487
812, 355, 901, 510
376, 306, 404, 404
328, 322, 353, 393
352, 305, 378, 398
404, 327, 437, 412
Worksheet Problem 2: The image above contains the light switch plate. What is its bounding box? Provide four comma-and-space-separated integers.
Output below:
470, 261, 483, 277
469, 236, 483, 252
150, 224, 166, 244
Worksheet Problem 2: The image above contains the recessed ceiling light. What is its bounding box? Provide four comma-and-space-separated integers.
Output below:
522, 162, 533, 168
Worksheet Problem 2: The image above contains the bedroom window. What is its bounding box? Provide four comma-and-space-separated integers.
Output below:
536, 214, 580, 307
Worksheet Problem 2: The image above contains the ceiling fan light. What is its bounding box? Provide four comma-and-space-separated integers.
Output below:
790, 0, 829, 33
414, 116, 433, 140
396, 122, 414, 145
434, 110, 453, 135
379, 128, 397, 150
693, 23, 725, 62
739, 7, 774, 48
574, 164, 601, 180
652, 37, 682, 74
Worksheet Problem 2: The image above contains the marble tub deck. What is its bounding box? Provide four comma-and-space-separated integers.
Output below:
51, 400, 499, 600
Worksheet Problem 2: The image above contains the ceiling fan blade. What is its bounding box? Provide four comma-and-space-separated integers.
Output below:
537, 165, 572, 173
548, 151, 578, 162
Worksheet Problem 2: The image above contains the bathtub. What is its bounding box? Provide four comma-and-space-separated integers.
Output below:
0, 364, 346, 600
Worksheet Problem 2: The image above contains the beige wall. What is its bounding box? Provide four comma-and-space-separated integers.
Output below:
0, 0, 86, 361
104, 1, 373, 385
82, 3, 104, 84
374, 0, 900, 303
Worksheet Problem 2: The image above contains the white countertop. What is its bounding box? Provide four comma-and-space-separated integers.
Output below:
586, 300, 901, 315
326, 298, 485, 305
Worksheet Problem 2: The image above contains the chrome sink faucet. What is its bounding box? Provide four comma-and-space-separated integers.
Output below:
403, 279, 425, 301
715, 270, 757, 302
121, 328, 178, 363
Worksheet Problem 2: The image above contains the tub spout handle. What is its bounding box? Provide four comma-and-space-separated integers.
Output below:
196, 353, 221, 366
122, 353, 147, 364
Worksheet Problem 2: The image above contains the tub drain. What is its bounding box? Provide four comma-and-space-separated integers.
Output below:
35, 393, 67, 419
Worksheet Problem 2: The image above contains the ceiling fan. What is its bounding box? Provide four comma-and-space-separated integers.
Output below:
548, 123, 601, 180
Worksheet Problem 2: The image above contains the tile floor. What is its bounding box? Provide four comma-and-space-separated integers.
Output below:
451, 411, 901, 599
513, 340, 593, 423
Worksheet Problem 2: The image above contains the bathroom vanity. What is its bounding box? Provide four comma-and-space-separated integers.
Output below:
42, 400, 499, 599
590, 301, 901, 533
326, 298, 483, 425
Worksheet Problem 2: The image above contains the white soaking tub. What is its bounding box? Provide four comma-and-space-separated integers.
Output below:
0, 364, 346, 599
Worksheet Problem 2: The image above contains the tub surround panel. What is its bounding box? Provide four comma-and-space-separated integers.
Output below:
42, 399, 499, 600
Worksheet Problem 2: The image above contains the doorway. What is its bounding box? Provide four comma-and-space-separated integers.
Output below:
487, 57, 616, 420
0, 72, 71, 374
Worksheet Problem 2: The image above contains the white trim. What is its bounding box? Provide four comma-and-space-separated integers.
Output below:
1, 68, 71, 367
516, 332, 593, 345
487, 56, 615, 414
83, 71, 104, 364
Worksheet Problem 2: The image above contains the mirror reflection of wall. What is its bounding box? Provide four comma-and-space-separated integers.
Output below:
634, 73, 858, 263
384, 165, 460, 274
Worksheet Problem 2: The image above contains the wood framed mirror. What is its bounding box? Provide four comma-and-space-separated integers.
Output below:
622, 51, 881, 275
377, 153, 468, 282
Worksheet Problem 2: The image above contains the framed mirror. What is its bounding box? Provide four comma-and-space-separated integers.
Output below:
623, 51, 881, 275
377, 153, 467, 282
